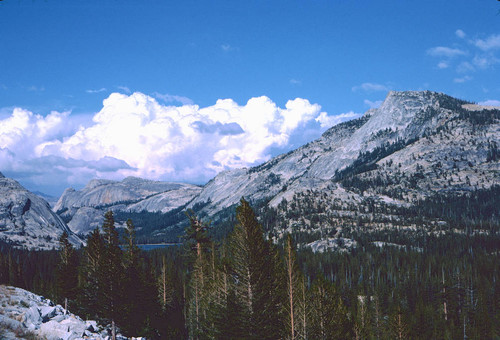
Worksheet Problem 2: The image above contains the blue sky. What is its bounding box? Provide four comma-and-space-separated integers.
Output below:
0, 0, 499, 196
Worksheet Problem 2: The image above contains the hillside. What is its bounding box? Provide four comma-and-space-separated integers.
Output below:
54, 177, 202, 235
54, 91, 500, 243
0, 173, 83, 250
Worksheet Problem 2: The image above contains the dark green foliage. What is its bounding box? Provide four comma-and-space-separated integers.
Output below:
79, 228, 105, 320
334, 137, 419, 182
309, 275, 352, 340
2, 197, 499, 339
226, 198, 284, 339
55, 231, 79, 309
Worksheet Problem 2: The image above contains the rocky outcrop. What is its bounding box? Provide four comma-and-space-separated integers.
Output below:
0, 173, 83, 250
53, 91, 500, 242
187, 91, 500, 215
0, 285, 143, 340
54, 176, 202, 235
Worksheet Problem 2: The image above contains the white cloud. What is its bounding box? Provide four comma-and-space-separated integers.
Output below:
315, 111, 361, 128
0, 92, 327, 192
153, 92, 194, 105
86, 88, 107, 94
117, 86, 131, 94
472, 54, 499, 69
473, 34, 500, 51
290, 79, 301, 85
456, 61, 475, 73
453, 76, 472, 83
221, 44, 235, 52
352, 83, 390, 92
27, 85, 45, 92
426, 46, 466, 58
478, 99, 500, 107
455, 29, 466, 39
364, 99, 383, 109
437, 61, 449, 69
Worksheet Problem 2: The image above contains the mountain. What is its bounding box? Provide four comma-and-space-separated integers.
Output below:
54, 176, 202, 235
189, 91, 498, 207
0, 172, 83, 250
55, 91, 500, 243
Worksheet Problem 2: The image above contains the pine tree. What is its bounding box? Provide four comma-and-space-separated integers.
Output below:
185, 213, 212, 339
283, 234, 305, 340
227, 198, 283, 339
388, 306, 409, 340
55, 231, 79, 314
121, 219, 144, 335
100, 211, 124, 340
80, 228, 105, 320
309, 275, 352, 340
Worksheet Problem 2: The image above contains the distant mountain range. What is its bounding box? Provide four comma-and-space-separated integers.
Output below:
1, 91, 499, 249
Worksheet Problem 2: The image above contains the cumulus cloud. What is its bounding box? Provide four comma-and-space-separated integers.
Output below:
153, 92, 194, 105
315, 111, 361, 128
0, 92, 330, 193
426, 46, 466, 58
352, 83, 390, 92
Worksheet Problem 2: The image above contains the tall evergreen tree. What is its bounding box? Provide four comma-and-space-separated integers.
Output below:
55, 231, 79, 314
309, 275, 352, 340
227, 198, 283, 339
100, 211, 124, 340
120, 219, 144, 335
80, 227, 105, 320
185, 213, 213, 339
283, 234, 305, 340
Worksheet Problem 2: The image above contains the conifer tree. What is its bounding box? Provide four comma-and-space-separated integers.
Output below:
121, 219, 144, 335
55, 231, 79, 314
100, 211, 124, 340
185, 213, 212, 339
80, 228, 105, 318
228, 198, 283, 339
283, 234, 305, 340
388, 306, 409, 340
309, 275, 352, 339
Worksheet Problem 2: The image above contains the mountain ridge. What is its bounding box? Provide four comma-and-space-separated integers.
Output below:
0, 172, 83, 250
53, 90, 499, 242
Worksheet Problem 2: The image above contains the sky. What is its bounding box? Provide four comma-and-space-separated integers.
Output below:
0, 0, 499, 196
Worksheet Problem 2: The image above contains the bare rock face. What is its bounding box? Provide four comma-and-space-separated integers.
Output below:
53, 91, 499, 242
0, 173, 83, 250
0, 285, 141, 340
54, 176, 202, 235
187, 91, 499, 216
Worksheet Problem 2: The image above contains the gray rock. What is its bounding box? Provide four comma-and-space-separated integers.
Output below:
55, 176, 202, 235
0, 174, 83, 250
40, 306, 57, 321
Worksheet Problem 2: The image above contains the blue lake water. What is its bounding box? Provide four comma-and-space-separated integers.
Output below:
137, 243, 181, 251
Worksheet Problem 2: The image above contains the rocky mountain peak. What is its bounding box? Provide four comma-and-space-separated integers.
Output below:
0, 174, 83, 250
